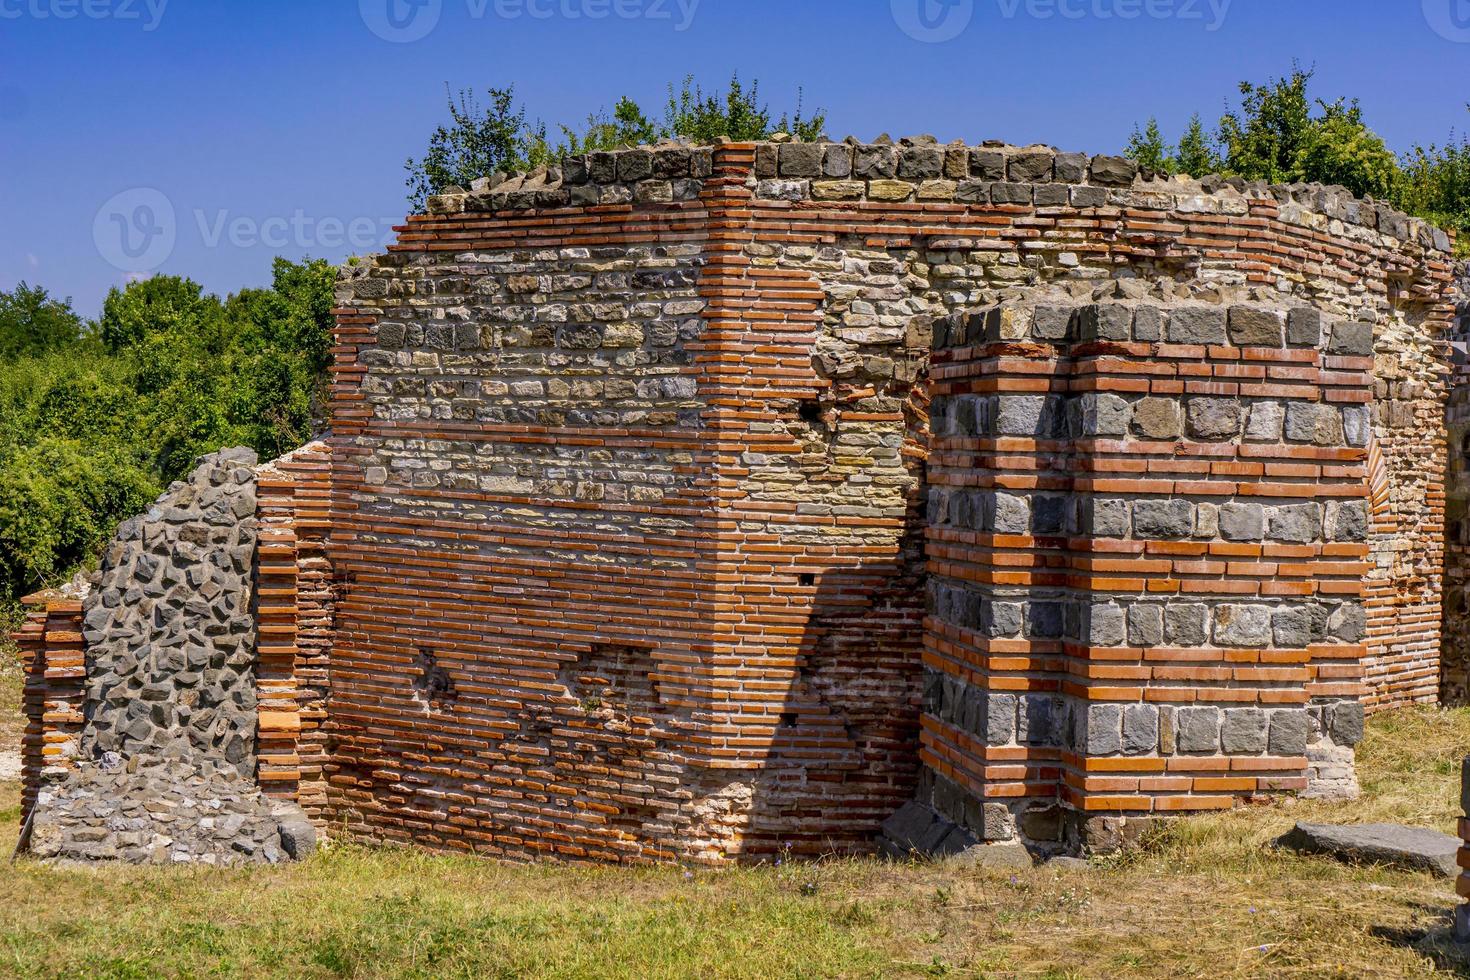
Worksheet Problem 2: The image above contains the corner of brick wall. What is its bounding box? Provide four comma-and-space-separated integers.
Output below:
254, 440, 335, 823
13, 591, 85, 826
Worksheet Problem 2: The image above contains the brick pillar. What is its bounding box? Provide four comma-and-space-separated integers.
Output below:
12, 591, 85, 825
914, 298, 1372, 854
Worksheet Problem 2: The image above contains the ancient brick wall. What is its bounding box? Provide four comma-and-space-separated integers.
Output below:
330, 138, 1454, 861
15, 137, 1452, 863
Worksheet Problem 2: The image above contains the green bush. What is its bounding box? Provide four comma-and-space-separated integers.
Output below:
0, 256, 334, 606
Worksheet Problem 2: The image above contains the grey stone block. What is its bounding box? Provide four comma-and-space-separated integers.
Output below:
1213, 604, 1272, 648
995, 395, 1050, 436
1177, 706, 1221, 753
1284, 403, 1345, 446
1220, 502, 1265, 541
1130, 397, 1181, 440
1268, 503, 1322, 544
1186, 397, 1242, 439
1086, 703, 1123, 755
1164, 604, 1209, 647
1221, 708, 1269, 754
1328, 603, 1367, 643
1228, 306, 1285, 346
1132, 499, 1194, 539
1276, 822, 1459, 877
1272, 607, 1314, 648
1287, 307, 1323, 346
1081, 498, 1131, 537
1244, 401, 1285, 441
1168, 307, 1227, 344
1075, 393, 1131, 436
1085, 604, 1127, 648
1127, 605, 1164, 647
1122, 704, 1159, 755
1327, 320, 1374, 356
1268, 709, 1311, 755
1329, 701, 1365, 747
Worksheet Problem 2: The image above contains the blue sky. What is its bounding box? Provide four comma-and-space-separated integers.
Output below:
2, 0, 1467, 316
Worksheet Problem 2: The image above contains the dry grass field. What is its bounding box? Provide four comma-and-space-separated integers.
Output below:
0, 660, 1466, 978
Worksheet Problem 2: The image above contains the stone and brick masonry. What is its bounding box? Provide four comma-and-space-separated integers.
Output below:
13, 136, 1462, 865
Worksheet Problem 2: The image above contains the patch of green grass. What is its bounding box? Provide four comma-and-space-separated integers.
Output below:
0, 710, 1465, 977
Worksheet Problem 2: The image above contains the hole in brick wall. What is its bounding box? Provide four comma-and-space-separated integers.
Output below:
778, 711, 798, 728
558, 643, 658, 723
413, 647, 455, 706
798, 400, 824, 425
798, 573, 816, 587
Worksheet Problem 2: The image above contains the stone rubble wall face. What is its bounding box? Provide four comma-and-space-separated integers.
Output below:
78, 449, 260, 772
329, 141, 1453, 861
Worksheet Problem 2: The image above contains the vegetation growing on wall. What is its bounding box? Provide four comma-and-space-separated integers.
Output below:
406, 74, 825, 212
1125, 66, 1470, 253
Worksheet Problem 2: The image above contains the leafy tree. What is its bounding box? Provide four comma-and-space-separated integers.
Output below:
1295, 101, 1399, 199
1399, 121, 1470, 250
0, 258, 337, 608
97, 274, 213, 353
406, 86, 530, 213
0, 282, 87, 361
1215, 66, 1317, 183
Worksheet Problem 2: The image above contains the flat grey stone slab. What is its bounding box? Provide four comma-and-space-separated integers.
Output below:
1276, 821, 1460, 877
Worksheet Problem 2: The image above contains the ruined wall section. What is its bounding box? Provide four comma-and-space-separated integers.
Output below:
329, 138, 1453, 862
329, 177, 738, 862
79, 448, 260, 771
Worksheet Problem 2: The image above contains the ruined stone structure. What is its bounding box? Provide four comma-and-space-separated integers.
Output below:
14, 137, 1461, 864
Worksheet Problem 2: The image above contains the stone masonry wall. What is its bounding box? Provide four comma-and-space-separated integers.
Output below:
79, 448, 260, 771
332, 137, 1455, 861
19, 450, 317, 865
